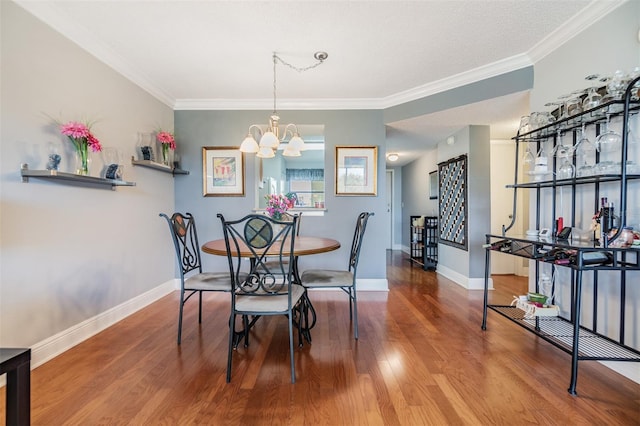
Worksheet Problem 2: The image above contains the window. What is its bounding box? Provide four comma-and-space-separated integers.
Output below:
287, 169, 325, 208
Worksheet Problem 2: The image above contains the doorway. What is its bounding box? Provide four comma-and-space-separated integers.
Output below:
386, 169, 394, 250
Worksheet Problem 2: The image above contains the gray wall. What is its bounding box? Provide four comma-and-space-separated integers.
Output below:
174, 109, 388, 279
1, 2, 175, 349
401, 150, 438, 248
434, 126, 490, 287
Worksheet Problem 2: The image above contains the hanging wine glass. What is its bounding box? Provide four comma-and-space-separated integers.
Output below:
554, 130, 573, 159
575, 124, 596, 177
557, 158, 575, 179
596, 114, 622, 152
522, 144, 535, 172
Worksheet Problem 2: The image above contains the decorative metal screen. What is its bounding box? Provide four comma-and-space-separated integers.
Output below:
438, 155, 468, 250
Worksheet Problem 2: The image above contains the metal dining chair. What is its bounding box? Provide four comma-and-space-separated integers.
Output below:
218, 213, 305, 383
300, 212, 374, 340
257, 211, 302, 273
160, 212, 233, 345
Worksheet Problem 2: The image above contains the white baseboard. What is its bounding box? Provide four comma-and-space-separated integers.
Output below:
30, 280, 176, 370
436, 264, 493, 290
357, 278, 389, 291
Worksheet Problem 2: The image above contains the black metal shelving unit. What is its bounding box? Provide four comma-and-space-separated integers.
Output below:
481, 76, 640, 396
423, 216, 438, 270
409, 215, 438, 270
409, 215, 424, 266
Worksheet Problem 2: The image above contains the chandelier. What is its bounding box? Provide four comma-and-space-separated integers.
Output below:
239, 51, 328, 158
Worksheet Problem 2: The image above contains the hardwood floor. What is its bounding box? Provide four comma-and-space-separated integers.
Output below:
2, 251, 639, 425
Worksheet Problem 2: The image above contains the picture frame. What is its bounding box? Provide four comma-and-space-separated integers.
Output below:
429, 170, 438, 200
202, 146, 245, 196
335, 146, 378, 196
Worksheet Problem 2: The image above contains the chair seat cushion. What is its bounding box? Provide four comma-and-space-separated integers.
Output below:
184, 272, 233, 292
300, 270, 354, 288
235, 284, 306, 314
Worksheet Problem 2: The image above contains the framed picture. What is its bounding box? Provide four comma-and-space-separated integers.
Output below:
335, 146, 378, 196
202, 146, 245, 196
429, 170, 438, 200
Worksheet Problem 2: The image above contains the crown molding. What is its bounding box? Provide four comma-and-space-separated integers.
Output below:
378, 53, 534, 109
14, 0, 175, 108
527, 0, 628, 63
173, 98, 386, 110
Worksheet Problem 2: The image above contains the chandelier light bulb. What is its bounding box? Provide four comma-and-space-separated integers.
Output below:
259, 131, 279, 149
256, 146, 275, 158
239, 135, 259, 153
282, 145, 301, 157
288, 134, 306, 151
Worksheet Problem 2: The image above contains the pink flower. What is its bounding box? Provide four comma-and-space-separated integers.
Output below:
59, 120, 102, 153
264, 194, 295, 220
157, 131, 176, 150
87, 133, 102, 152
60, 121, 90, 139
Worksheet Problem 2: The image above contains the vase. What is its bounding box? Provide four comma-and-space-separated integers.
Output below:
75, 143, 90, 175
46, 143, 61, 171
161, 144, 170, 166
102, 147, 123, 179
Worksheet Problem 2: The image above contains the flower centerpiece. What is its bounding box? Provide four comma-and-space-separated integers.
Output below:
156, 130, 176, 165
265, 193, 296, 220
60, 121, 102, 175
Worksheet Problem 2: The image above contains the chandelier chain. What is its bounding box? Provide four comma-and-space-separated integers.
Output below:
274, 54, 326, 73
271, 52, 327, 113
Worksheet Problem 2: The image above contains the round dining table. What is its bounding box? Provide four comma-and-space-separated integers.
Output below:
202, 236, 340, 258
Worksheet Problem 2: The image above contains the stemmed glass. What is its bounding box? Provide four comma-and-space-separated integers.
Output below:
584, 73, 602, 108
600, 70, 627, 112
518, 115, 531, 136
556, 94, 571, 120
575, 124, 596, 177
557, 158, 575, 180
582, 86, 602, 111
522, 144, 535, 172
554, 130, 574, 159
596, 114, 622, 152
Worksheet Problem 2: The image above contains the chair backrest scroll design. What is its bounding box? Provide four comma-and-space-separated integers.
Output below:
348, 212, 374, 272
160, 212, 203, 278
218, 214, 297, 296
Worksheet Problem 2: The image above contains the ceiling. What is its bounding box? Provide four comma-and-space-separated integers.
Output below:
16, 0, 620, 166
